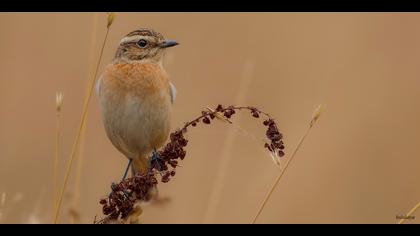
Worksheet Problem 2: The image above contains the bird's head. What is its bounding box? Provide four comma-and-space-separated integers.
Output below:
114, 28, 178, 63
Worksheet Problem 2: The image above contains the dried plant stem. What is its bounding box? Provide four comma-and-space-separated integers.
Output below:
70, 13, 100, 224
251, 124, 312, 224
98, 104, 284, 223
69, 121, 87, 224
53, 111, 61, 222
398, 201, 420, 224
53, 91, 63, 223
53, 22, 111, 224
251, 105, 324, 224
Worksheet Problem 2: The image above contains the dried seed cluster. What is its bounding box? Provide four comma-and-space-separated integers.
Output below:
151, 130, 188, 183
98, 172, 157, 222
264, 119, 285, 157
97, 104, 284, 223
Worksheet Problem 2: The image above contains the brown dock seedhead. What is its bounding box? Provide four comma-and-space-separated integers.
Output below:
96, 104, 285, 223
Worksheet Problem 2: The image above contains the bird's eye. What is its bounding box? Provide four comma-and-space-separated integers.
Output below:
137, 39, 148, 48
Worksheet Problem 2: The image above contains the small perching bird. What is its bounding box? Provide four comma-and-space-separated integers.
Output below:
97, 28, 178, 178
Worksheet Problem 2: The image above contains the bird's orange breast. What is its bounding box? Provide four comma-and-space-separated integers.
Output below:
101, 62, 170, 100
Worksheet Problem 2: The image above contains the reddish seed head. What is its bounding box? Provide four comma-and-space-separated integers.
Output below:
98, 105, 284, 223
203, 117, 211, 124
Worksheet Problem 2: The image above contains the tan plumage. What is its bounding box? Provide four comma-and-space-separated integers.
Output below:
97, 28, 178, 175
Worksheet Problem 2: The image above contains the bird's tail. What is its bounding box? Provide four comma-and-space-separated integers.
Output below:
131, 154, 149, 176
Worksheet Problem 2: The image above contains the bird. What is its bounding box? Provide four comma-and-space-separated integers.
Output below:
96, 28, 178, 180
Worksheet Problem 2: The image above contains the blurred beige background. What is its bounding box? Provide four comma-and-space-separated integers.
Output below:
0, 12, 419, 224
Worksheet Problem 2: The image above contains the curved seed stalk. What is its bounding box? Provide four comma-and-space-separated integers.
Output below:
54, 13, 115, 224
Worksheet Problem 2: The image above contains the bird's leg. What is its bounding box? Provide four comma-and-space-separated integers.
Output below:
113, 159, 133, 200
122, 158, 133, 181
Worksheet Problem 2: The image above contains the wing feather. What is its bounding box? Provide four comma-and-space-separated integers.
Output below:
169, 82, 176, 104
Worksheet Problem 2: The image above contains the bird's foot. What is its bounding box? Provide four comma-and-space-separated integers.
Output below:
110, 182, 130, 200
149, 149, 164, 176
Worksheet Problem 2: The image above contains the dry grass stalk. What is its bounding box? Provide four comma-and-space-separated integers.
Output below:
53, 13, 115, 224
398, 201, 420, 224
107, 12, 115, 29
251, 104, 325, 224
53, 91, 64, 222
206, 107, 233, 124
69, 12, 100, 224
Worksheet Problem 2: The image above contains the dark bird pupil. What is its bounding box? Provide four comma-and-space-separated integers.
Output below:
138, 39, 147, 47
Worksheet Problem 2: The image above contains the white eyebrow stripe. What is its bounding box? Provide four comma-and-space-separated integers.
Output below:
120, 35, 154, 44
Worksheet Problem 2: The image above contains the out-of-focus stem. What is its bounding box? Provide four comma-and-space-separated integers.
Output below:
54, 15, 112, 223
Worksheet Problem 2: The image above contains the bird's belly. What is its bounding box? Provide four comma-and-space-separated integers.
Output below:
100, 93, 172, 159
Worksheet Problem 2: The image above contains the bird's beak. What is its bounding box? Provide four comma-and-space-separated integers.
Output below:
160, 40, 179, 48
